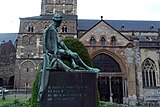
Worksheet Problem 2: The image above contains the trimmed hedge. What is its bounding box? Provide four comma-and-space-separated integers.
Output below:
62, 38, 93, 67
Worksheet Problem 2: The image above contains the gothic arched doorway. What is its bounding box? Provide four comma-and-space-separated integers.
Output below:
92, 53, 123, 103
8, 75, 14, 89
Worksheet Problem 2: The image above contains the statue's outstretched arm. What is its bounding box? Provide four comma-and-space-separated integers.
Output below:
58, 40, 74, 55
58, 41, 69, 51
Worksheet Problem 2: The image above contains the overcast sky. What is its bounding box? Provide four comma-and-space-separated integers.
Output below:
0, 0, 160, 33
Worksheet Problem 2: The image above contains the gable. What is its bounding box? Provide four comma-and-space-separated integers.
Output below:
79, 20, 130, 46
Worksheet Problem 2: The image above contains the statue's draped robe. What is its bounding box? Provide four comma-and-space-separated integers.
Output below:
38, 25, 59, 101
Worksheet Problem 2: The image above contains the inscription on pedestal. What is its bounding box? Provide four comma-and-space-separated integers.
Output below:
40, 71, 97, 107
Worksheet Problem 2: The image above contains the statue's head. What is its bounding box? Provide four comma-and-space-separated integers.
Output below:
52, 13, 63, 27
52, 13, 63, 22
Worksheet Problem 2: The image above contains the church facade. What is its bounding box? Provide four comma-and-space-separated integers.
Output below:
14, 0, 160, 105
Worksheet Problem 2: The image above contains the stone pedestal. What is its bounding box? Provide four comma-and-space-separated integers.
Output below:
40, 71, 97, 107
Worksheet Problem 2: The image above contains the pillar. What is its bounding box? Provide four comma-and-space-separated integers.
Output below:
125, 48, 137, 105
134, 47, 143, 105
109, 76, 113, 103
123, 77, 128, 104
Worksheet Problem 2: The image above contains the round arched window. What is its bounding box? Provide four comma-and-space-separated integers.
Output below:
90, 37, 96, 46
92, 53, 121, 72
100, 37, 106, 46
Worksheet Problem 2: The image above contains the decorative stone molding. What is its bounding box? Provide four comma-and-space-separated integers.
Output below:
134, 48, 141, 63
143, 88, 160, 105
125, 48, 134, 63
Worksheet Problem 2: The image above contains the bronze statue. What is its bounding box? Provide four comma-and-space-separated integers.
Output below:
38, 13, 100, 102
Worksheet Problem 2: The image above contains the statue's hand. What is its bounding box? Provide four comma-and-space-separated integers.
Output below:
66, 50, 72, 55
66, 50, 78, 58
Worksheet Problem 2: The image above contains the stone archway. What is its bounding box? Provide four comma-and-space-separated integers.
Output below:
20, 60, 36, 88
92, 53, 121, 72
91, 49, 127, 74
92, 53, 126, 103
8, 75, 14, 89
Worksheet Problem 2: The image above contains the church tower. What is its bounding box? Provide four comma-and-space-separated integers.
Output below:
41, 0, 77, 15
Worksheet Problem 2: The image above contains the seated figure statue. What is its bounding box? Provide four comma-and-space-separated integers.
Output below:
38, 13, 100, 102
43, 13, 99, 72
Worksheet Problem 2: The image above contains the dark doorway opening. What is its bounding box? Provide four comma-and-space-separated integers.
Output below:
0, 78, 3, 86
93, 53, 123, 103
8, 75, 14, 89
98, 76, 123, 103
98, 77, 110, 101
111, 77, 123, 103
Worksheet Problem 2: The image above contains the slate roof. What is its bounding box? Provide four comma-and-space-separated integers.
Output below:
78, 19, 160, 31
21, 15, 160, 31
0, 33, 18, 44
20, 15, 78, 20
137, 35, 149, 41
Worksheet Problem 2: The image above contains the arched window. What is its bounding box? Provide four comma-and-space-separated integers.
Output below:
28, 26, 34, 33
92, 53, 121, 72
8, 75, 14, 89
90, 37, 96, 46
111, 36, 117, 46
142, 58, 157, 87
21, 61, 36, 87
62, 26, 67, 32
100, 37, 106, 46
29, 36, 37, 46
22, 35, 29, 45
